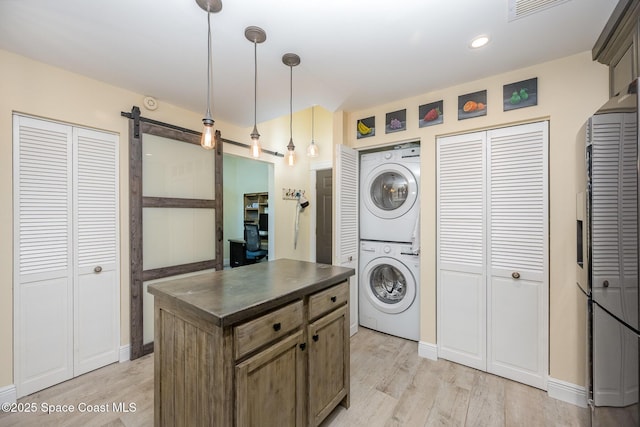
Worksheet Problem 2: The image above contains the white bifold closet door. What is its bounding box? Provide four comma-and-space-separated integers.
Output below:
437, 121, 548, 390
335, 144, 359, 336
13, 115, 119, 398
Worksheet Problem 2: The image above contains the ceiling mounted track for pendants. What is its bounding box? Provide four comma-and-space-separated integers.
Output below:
196, 0, 222, 13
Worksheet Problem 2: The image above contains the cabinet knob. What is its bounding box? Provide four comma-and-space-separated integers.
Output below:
94, 266, 103, 273
312, 334, 319, 342
603, 280, 609, 288
273, 323, 281, 331
511, 272, 520, 279
299, 343, 306, 351
330, 296, 337, 303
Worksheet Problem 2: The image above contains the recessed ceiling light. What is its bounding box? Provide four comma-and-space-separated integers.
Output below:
470, 35, 490, 49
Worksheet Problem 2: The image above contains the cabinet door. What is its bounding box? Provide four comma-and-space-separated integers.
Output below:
308, 305, 349, 426
236, 330, 305, 427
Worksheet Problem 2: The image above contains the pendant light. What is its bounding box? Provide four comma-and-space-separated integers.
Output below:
245, 26, 266, 158
196, 0, 222, 150
307, 105, 319, 157
282, 53, 300, 166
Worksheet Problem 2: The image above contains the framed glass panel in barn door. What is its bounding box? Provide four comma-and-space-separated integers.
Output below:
126, 108, 223, 359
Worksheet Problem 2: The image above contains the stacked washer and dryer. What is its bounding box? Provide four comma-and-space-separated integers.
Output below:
359, 144, 420, 341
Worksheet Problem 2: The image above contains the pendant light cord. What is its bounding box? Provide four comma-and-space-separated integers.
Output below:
311, 105, 315, 142
253, 40, 257, 128
206, 10, 212, 118
289, 65, 293, 144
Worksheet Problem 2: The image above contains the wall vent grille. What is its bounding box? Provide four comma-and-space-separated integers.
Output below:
508, 0, 570, 21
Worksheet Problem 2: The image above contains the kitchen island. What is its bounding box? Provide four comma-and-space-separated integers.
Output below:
148, 259, 355, 427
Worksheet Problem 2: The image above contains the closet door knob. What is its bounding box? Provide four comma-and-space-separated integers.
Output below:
94, 266, 103, 273
511, 272, 520, 279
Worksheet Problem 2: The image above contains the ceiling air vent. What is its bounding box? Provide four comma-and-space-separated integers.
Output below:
508, 0, 570, 21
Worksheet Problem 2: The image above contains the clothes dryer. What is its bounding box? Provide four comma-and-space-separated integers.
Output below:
359, 240, 420, 341
360, 146, 420, 243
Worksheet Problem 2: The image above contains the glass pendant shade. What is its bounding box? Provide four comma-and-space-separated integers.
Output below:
282, 53, 300, 166
201, 116, 215, 150
287, 142, 296, 166
246, 26, 266, 158
250, 126, 261, 157
307, 105, 319, 157
307, 141, 318, 157
198, 0, 221, 150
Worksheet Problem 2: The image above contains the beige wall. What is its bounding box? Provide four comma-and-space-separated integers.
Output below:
343, 51, 610, 387
0, 49, 330, 389
0, 47, 611, 391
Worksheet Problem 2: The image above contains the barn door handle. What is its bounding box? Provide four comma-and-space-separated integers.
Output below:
94, 266, 103, 273
511, 272, 520, 279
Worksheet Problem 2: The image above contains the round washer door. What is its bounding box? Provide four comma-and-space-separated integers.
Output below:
362, 163, 417, 220
362, 257, 416, 314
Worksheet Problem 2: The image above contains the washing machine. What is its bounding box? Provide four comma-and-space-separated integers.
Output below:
360, 145, 420, 243
359, 240, 420, 341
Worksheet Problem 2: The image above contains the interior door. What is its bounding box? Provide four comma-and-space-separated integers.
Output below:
487, 121, 548, 390
73, 127, 120, 376
437, 122, 549, 390
316, 169, 333, 265
335, 144, 359, 335
437, 131, 487, 371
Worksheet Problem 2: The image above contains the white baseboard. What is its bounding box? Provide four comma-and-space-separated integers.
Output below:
418, 341, 438, 361
350, 323, 358, 337
547, 377, 588, 408
0, 384, 17, 405
119, 344, 131, 363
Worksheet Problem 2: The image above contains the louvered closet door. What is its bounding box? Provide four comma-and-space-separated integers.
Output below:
336, 144, 358, 335
13, 115, 74, 397
14, 115, 119, 398
73, 127, 119, 376
487, 121, 548, 390
437, 131, 487, 370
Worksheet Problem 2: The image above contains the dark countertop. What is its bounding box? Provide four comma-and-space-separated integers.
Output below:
148, 259, 355, 327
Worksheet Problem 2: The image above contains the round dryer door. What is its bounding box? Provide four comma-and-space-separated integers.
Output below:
362, 257, 416, 314
363, 163, 417, 220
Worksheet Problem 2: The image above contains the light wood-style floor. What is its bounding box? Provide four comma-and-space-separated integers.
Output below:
0, 327, 588, 427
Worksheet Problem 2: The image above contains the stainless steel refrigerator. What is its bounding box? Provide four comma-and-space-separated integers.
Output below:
577, 79, 640, 426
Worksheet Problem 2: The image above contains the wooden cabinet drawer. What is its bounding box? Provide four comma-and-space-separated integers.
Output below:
308, 281, 348, 321
234, 300, 303, 359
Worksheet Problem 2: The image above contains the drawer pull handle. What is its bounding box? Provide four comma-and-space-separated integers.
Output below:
603, 280, 609, 288
312, 334, 319, 342
299, 343, 306, 351
94, 266, 102, 273
330, 296, 337, 303
511, 272, 520, 279
273, 323, 281, 331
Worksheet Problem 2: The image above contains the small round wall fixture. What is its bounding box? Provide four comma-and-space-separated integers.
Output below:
196, 0, 222, 13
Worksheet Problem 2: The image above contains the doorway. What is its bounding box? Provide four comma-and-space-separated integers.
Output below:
316, 168, 333, 264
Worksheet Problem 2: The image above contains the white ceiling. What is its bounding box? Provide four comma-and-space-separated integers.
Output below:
0, 0, 618, 128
